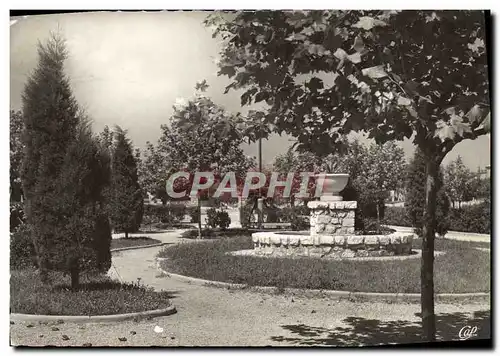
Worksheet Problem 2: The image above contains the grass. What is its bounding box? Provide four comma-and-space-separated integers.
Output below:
158, 236, 490, 294
111, 236, 161, 250
10, 269, 171, 316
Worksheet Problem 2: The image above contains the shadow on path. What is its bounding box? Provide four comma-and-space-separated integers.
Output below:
271, 310, 490, 346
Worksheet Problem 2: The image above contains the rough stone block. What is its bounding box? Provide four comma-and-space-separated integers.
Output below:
308, 248, 323, 256
391, 235, 402, 244
317, 215, 332, 224
341, 249, 356, 258
322, 246, 333, 254
340, 227, 355, 234
356, 250, 370, 257
379, 236, 390, 245
289, 236, 300, 246
342, 218, 355, 227
401, 234, 413, 244
316, 224, 326, 233
334, 236, 346, 245
364, 236, 379, 245
319, 235, 334, 245
346, 236, 364, 245
324, 225, 340, 234
300, 238, 313, 246
270, 235, 282, 245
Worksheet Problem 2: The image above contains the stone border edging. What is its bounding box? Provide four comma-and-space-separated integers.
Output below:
156, 258, 489, 303
10, 306, 177, 323
10, 242, 177, 323
111, 242, 170, 253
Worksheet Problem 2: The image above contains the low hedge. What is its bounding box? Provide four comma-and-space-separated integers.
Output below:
143, 204, 186, 226
180, 228, 251, 239
384, 203, 490, 234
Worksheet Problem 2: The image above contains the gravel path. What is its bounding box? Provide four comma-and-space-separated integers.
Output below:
11, 230, 491, 347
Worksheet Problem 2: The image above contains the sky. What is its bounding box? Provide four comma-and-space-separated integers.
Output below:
10, 11, 491, 170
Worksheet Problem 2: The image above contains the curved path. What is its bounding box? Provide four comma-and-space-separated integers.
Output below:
11, 231, 490, 347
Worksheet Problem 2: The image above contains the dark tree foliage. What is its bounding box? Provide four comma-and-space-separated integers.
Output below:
20, 32, 112, 289
208, 10, 490, 341
406, 148, 450, 237
109, 127, 144, 238
10, 110, 24, 202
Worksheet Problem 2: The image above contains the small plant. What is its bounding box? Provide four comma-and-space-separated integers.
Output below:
205, 208, 231, 230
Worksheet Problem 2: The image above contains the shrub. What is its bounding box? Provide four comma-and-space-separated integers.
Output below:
180, 228, 250, 239
10, 224, 36, 270
280, 207, 309, 231
143, 204, 186, 226
448, 202, 490, 234
383, 206, 412, 227
205, 208, 231, 230
240, 199, 256, 228
187, 206, 200, 223
384, 203, 490, 234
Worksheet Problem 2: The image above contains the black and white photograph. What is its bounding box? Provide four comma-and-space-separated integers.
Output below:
8, 8, 492, 348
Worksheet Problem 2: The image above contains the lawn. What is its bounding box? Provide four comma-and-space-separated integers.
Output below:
111, 236, 162, 250
10, 269, 171, 316
158, 236, 490, 294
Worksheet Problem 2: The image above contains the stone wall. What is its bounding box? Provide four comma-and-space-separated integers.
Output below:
307, 201, 357, 236
252, 232, 414, 258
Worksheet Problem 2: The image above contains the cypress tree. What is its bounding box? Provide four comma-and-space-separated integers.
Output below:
406, 148, 450, 237
56, 121, 112, 289
21, 32, 112, 288
109, 127, 143, 237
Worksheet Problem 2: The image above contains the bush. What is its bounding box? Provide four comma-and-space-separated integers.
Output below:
448, 202, 490, 234
384, 203, 490, 235
143, 204, 186, 226
383, 206, 412, 227
240, 199, 256, 228
180, 228, 250, 239
279, 206, 309, 231
205, 208, 231, 230
10, 224, 36, 270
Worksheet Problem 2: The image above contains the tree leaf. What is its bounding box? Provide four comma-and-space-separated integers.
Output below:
352, 16, 387, 30
347, 52, 362, 64
333, 48, 348, 60
465, 104, 482, 124
397, 96, 412, 106
362, 65, 387, 79
352, 35, 365, 53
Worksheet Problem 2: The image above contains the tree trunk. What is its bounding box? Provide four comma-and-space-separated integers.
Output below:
421, 157, 439, 342
125, 230, 129, 239
70, 261, 80, 291
197, 198, 202, 239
